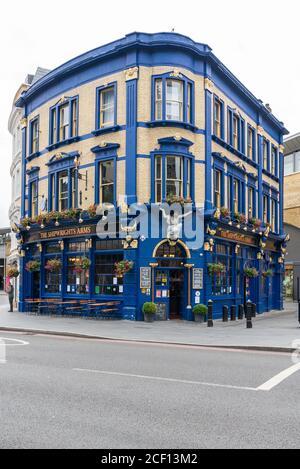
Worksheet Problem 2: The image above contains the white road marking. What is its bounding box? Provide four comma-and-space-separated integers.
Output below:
0, 338, 29, 347
256, 362, 300, 392
73, 368, 258, 392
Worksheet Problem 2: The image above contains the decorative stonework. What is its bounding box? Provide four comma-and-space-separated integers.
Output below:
279, 144, 285, 154
20, 118, 27, 129
170, 70, 183, 79
99, 141, 108, 148
257, 126, 264, 136
204, 78, 214, 92
173, 134, 183, 142
124, 67, 139, 81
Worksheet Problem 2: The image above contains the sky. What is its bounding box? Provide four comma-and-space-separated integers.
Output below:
1, 0, 299, 227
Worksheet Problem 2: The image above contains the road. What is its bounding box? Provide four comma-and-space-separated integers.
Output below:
0, 332, 299, 449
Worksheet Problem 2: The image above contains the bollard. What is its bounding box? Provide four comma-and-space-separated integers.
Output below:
251, 303, 257, 318
238, 305, 244, 320
223, 305, 229, 322
246, 301, 253, 329
230, 305, 237, 321
298, 301, 300, 324
207, 300, 213, 328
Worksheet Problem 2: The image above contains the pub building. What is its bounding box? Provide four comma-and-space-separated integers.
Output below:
14, 32, 289, 320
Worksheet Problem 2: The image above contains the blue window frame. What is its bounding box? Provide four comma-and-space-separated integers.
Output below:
228, 108, 245, 154
212, 243, 233, 297
263, 138, 270, 172
227, 174, 245, 215
49, 96, 79, 147
263, 193, 270, 225
271, 198, 278, 233
48, 168, 77, 212
247, 185, 256, 219
247, 125, 256, 161
213, 168, 224, 209
213, 96, 224, 140
29, 116, 40, 156
92, 143, 119, 206
151, 73, 195, 126
94, 82, 118, 134
28, 179, 39, 218
271, 145, 278, 177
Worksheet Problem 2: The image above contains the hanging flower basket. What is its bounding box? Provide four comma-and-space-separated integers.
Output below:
45, 259, 62, 273
73, 257, 91, 274
262, 270, 273, 278
114, 260, 134, 278
87, 204, 98, 218
7, 267, 20, 278
21, 217, 31, 229
25, 260, 41, 273
244, 267, 259, 278
208, 263, 226, 276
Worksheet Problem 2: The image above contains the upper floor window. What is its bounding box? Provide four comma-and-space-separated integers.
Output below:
29, 117, 39, 155
233, 179, 239, 213
263, 139, 269, 171
233, 115, 239, 150
271, 146, 278, 176
30, 180, 38, 218
214, 97, 224, 139
49, 168, 77, 212
248, 186, 255, 219
214, 170, 222, 209
153, 74, 194, 125
271, 199, 277, 232
263, 195, 269, 224
99, 160, 114, 204
154, 155, 192, 203
247, 126, 255, 160
50, 97, 78, 146
95, 83, 117, 131
58, 170, 69, 211
284, 151, 300, 176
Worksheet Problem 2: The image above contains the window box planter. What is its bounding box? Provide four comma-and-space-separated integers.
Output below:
249, 218, 261, 229
220, 207, 230, 219
234, 212, 247, 224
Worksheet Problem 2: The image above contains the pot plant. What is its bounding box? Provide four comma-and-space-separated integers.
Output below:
220, 207, 230, 219
208, 263, 226, 276
234, 212, 247, 224
166, 195, 192, 207
244, 267, 259, 278
87, 204, 98, 218
262, 269, 273, 278
25, 260, 41, 273
249, 217, 261, 229
114, 260, 134, 278
7, 267, 20, 279
142, 302, 157, 323
45, 259, 62, 273
193, 304, 208, 323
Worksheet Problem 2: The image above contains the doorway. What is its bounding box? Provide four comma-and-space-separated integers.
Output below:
155, 269, 184, 320
169, 270, 184, 319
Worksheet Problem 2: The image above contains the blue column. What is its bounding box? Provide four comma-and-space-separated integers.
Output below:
122, 249, 138, 320
257, 133, 263, 220
205, 85, 213, 211
279, 149, 284, 235
21, 118, 28, 218
125, 77, 138, 205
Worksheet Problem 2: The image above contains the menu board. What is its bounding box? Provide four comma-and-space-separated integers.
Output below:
140, 267, 151, 289
155, 303, 168, 321
193, 268, 203, 290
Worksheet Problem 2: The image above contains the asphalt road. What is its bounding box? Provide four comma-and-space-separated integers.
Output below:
0, 332, 299, 449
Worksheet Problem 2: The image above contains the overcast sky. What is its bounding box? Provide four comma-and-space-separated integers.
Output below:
1, 0, 299, 227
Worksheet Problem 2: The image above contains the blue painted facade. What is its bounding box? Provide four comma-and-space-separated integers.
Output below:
15, 32, 289, 320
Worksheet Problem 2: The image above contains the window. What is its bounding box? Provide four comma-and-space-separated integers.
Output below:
99, 86, 115, 129
214, 98, 223, 138
166, 156, 183, 198
284, 152, 300, 176
248, 187, 254, 219
155, 156, 162, 203
45, 256, 61, 294
186, 159, 191, 199
153, 75, 193, 124
214, 170, 222, 209
99, 160, 114, 204
58, 171, 69, 211
212, 244, 233, 296
66, 256, 89, 295
30, 118, 39, 155
271, 147, 277, 176
271, 199, 277, 232
50, 97, 78, 145
263, 195, 269, 224
166, 79, 183, 121
233, 115, 239, 149
247, 126, 254, 159
95, 254, 123, 296
233, 179, 239, 213
263, 139, 269, 170
155, 79, 163, 120
30, 180, 38, 217
50, 174, 55, 211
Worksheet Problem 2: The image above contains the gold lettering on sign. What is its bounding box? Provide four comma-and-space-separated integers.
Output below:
40, 226, 92, 240
217, 229, 256, 246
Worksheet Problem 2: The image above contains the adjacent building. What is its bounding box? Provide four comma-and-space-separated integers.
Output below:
0, 228, 11, 292
14, 32, 288, 319
8, 68, 50, 302
284, 133, 300, 300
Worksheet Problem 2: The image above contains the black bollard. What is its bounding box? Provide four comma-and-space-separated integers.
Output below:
230, 305, 237, 321
251, 303, 257, 318
207, 300, 213, 328
223, 305, 229, 322
298, 301, 300, 324
238, 305, 244, 320
246, 301, 253, 329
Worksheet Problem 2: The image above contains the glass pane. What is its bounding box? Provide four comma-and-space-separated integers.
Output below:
166, 80, 183, 121
166, 156, 182, 180
295, 152, 300, 173
101, 161, 114, 185
166, 181, 181, 197
284, 154, 294, 175
155, 79, 162, 120
101, 88, 114, 127
155, 156, 162, 179
102, 185, 114, 204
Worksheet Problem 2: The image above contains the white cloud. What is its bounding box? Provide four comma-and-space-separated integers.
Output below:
0, 0, 299, 226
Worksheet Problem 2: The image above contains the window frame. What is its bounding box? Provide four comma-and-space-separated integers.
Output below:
213, 96, 224, 140
49, 96, 79, 147
95, 82, 117, 132
29, 116, 40, 156
29, 178, 39, 218
48, 168, 78, 212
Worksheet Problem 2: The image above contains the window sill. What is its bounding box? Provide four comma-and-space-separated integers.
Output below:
27, 151, 41, 162
262, 169, 280, 182
212, 135, 258, 169
47, 136, 80, 151
146, 120, 199, 133
92, 125, 120, 136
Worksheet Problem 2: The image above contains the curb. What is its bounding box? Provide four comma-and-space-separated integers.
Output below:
0, 326, 295, 354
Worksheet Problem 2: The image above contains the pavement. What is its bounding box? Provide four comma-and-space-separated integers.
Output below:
0, 295, 299, 352
0, 332, 299, 449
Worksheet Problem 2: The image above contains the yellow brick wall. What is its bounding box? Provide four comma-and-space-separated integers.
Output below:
284, 207, 300, 228
284, 173, 300, 210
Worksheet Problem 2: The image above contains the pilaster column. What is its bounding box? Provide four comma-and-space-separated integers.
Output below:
20, 117, 27, 218
125, 67, 139, 205
204, 78, 214, 211
257, 126, 264, 220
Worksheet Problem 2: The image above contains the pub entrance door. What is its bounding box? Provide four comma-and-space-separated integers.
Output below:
155, 269, 185, 320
